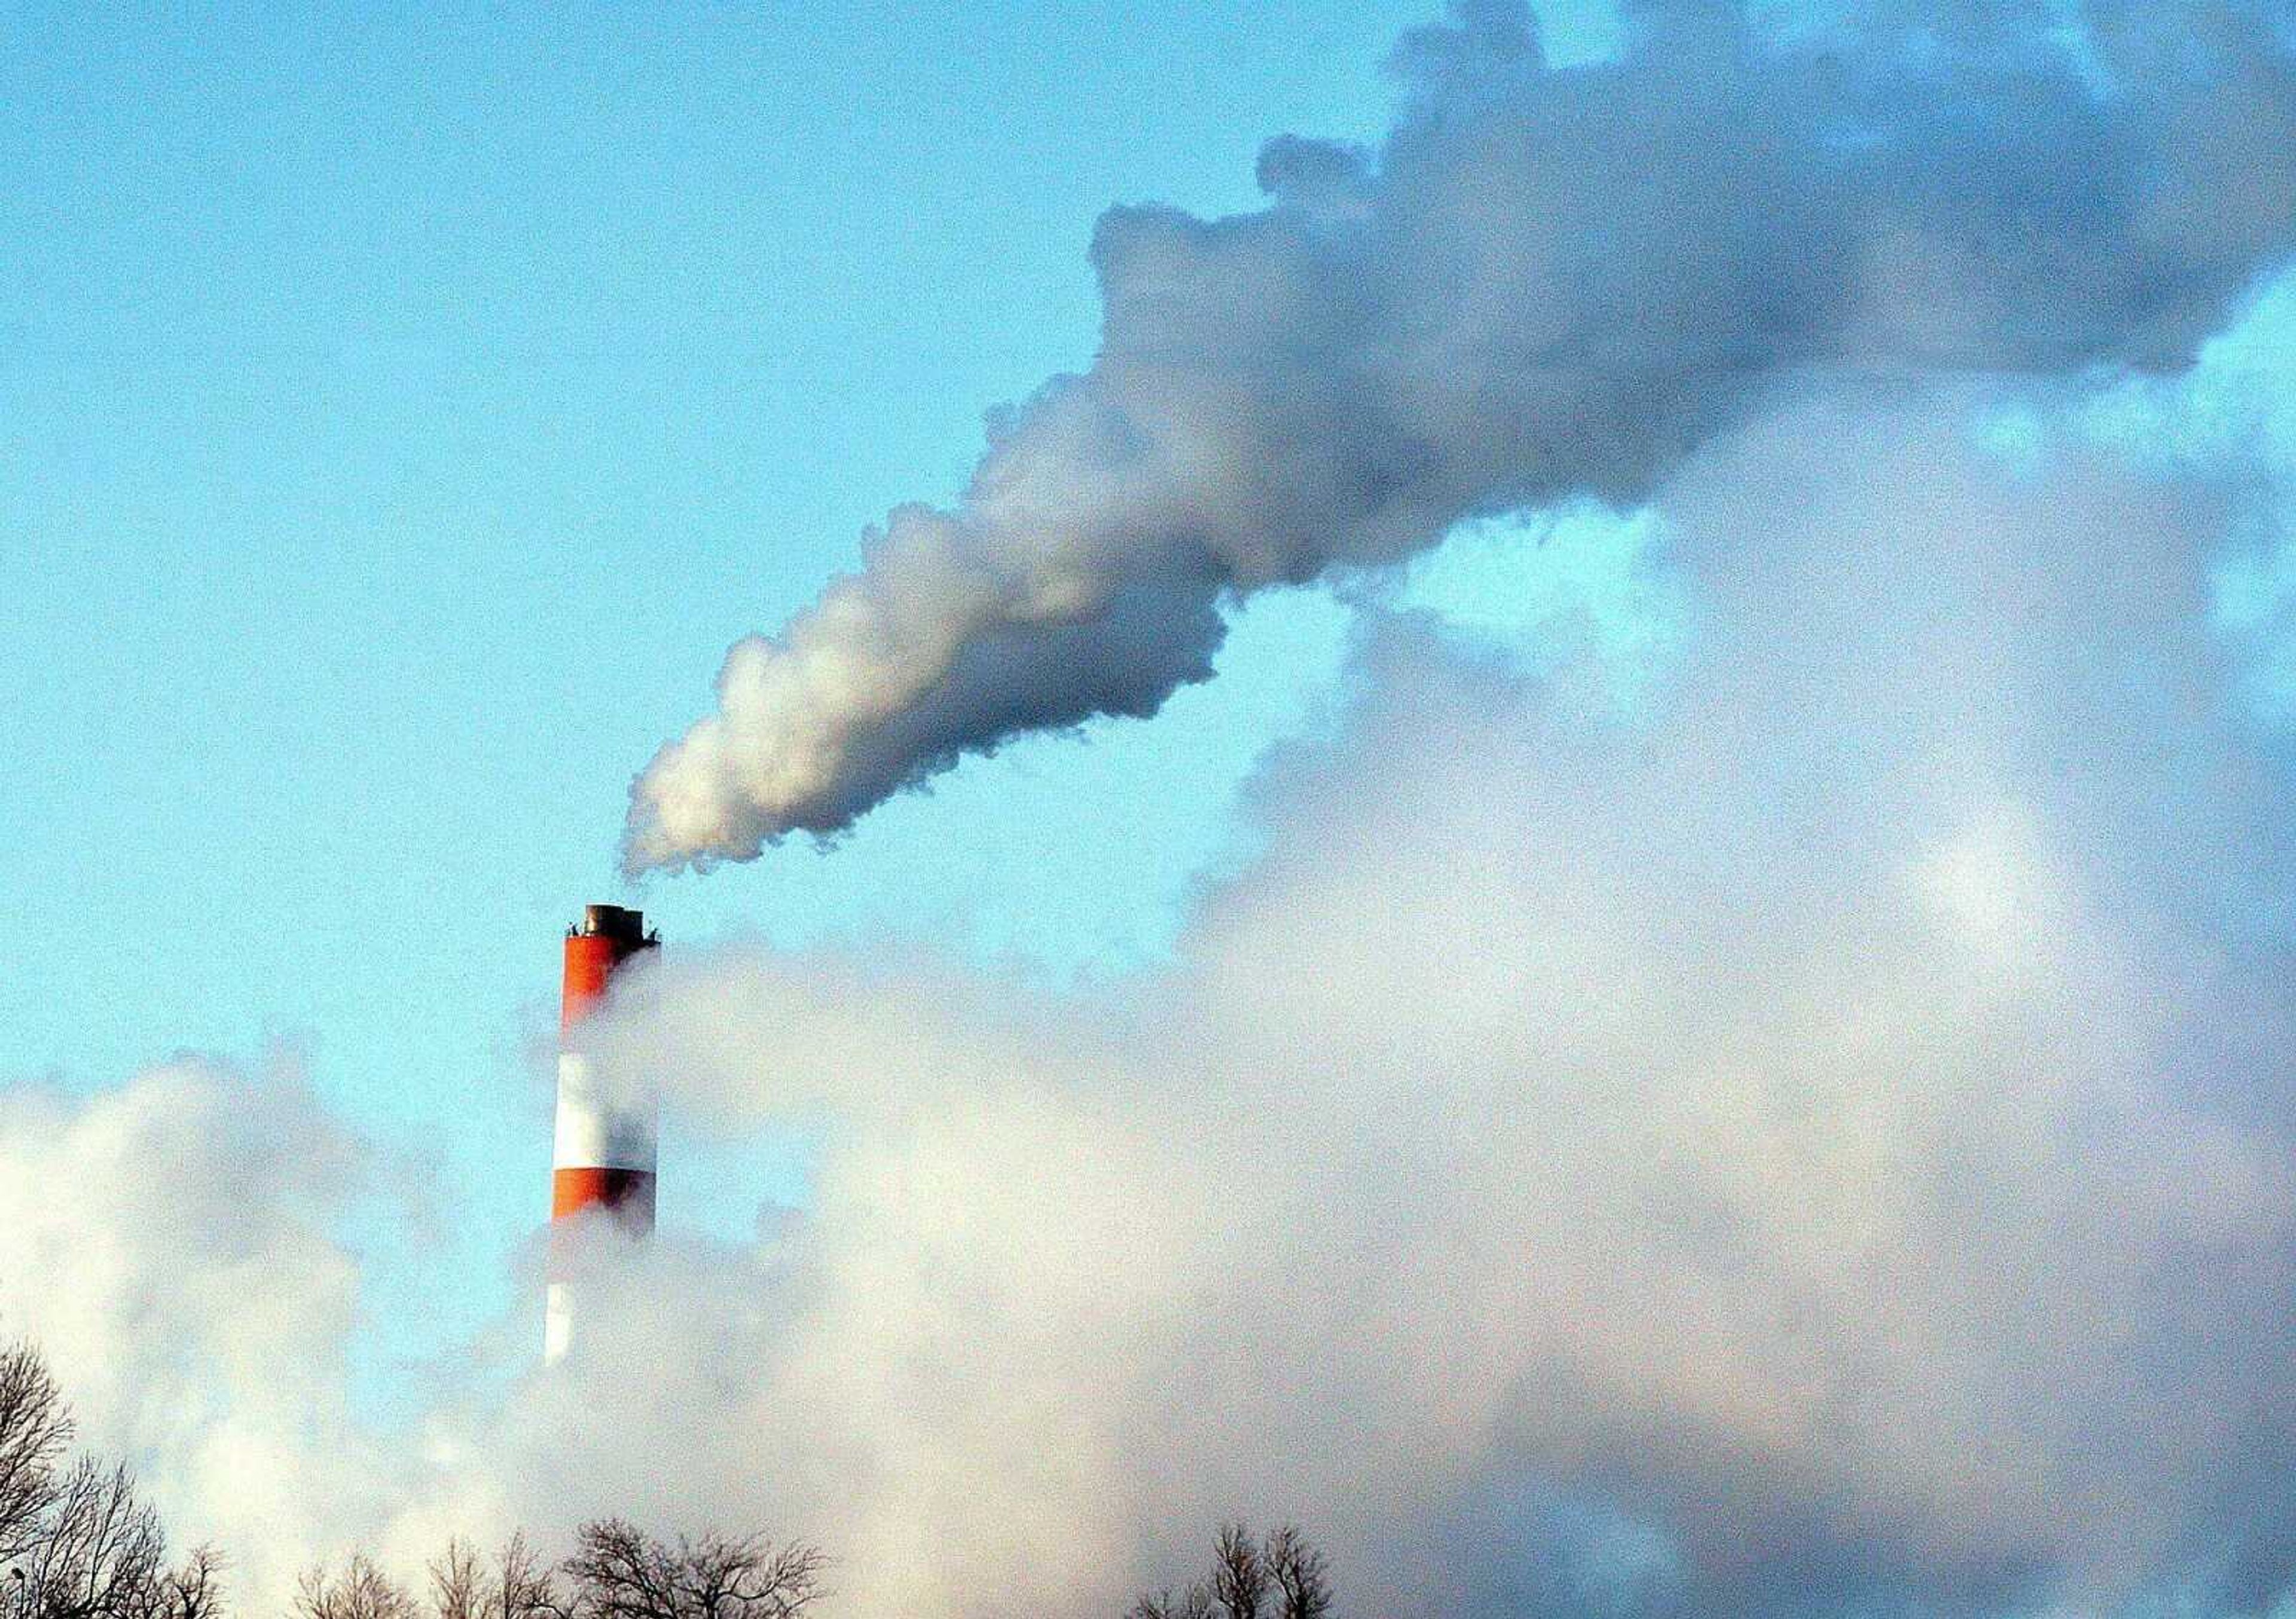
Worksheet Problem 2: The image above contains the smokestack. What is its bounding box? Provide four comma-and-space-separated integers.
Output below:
545, 903, 658, 1363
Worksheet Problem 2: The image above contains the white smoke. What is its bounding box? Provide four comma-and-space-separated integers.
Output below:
624, 0, 2296, 873
9, 385, 2296, 1615
10, 5, 2296, 1614
0, 1060, 405, 1600
571, 395, 2296, 1616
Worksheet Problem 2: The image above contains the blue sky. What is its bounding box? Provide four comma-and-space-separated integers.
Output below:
0, 1, 1633, 1391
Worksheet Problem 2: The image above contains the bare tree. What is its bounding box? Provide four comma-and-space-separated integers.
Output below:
0, 1344, 71, 1564
429, 1541, 484, 1619
1262, 1529, 1329, 1619
111, 1546, 223, 1619
1132, 1525, 1333, 1619
0, 1339, 834, 1619
0, 1341, 210, 1619
1127, 1587, 1214, 1619
155, 1550, 223, 1619
295, 1554, 419, 1619
564, 1521, 823, 1619
492, 1533, 562, 1619
563, 1523, 674, 1619
1210, 1526, 1265, 1619
675, 1532, 824, 1619
28, 1461, 164, 1619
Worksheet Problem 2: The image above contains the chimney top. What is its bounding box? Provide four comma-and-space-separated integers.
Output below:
579, 903, 648, 944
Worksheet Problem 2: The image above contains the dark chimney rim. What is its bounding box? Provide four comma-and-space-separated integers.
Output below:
575, 903, 654, 946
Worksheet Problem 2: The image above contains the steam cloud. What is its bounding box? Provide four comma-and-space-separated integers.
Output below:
13, 6, 2296, 1617
584, 394, 2296, 1615
20, 377, 2296, 1616
0, 1062, 389, 1587
625, 0, 2296, 873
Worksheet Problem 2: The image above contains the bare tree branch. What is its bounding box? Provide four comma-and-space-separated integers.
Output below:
1262, 1529, 1330, 1619
29, 1460, 163, 1619
295, 1554, 419, 1619
564, 1523, 823, 1619
1210, 1526, 1265, 1619
0, 1344, 71, 1566
429, 1541, 484, 1619
0, 1342, 828, 1619
1132, 1524, 1333, 1619
158, 1549, 222, 1619
1128, 1585, 1214, 1619
494, 1533, 564, 1619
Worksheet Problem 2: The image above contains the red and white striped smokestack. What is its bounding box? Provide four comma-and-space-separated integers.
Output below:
545, 903, 658, 1362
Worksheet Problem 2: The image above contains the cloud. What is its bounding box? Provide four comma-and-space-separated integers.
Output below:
624, 0, 2296, 873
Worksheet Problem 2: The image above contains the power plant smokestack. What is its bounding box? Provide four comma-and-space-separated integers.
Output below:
545, 903, 658, 1363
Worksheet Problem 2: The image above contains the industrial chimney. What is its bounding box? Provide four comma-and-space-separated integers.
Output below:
545, 903, 658, 1362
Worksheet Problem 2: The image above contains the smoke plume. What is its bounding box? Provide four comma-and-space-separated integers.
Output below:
12, 374, 2296, 1615
582, 393, 2296, 1615
625, 0, 2296, 873
11, 7, 2296, 1617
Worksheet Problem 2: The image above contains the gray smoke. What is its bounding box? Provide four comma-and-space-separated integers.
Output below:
625, 0, 2296, 873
